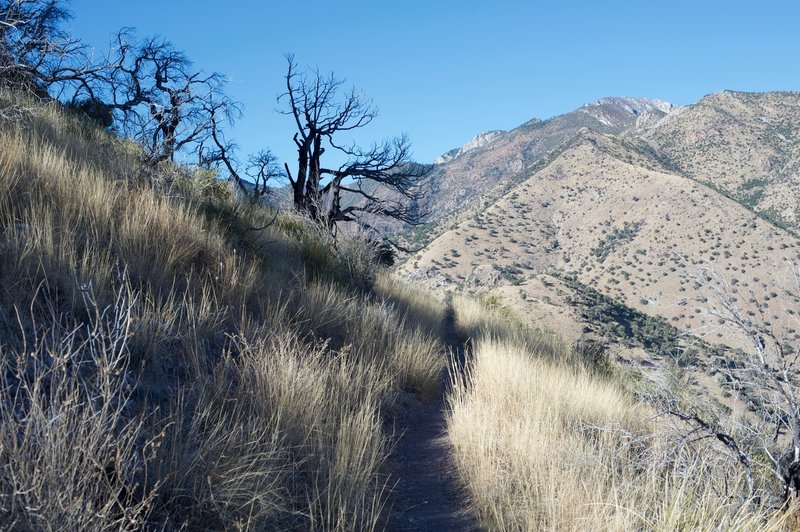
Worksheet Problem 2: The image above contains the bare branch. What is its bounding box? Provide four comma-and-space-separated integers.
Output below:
101, 30, 231, 166
278, 57, 429, 231
0, 0, 109, 98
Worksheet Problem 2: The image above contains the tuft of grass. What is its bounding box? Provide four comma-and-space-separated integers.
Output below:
374, 272, 446, 339
298, 281, 444, 400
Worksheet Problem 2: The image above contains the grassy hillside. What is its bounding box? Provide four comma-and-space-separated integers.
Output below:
0, 93, 445, 530
447, 297, 787, 530
401, 131, 800, 391
4, 91, 798, 531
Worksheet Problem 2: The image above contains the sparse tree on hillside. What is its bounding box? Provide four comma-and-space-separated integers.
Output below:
279, 55, 430, 228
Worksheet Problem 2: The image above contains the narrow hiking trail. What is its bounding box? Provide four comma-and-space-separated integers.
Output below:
385, 308, 483, 531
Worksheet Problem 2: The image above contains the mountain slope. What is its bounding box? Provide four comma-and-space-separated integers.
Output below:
412, 97, 674, 223
640, 90, 800, 230
401, 131, 800, 356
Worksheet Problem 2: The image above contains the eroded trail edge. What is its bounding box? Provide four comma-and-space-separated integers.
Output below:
384, 307, 482, 531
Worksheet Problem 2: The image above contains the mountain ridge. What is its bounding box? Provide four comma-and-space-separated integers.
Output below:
396, 91, 800, 417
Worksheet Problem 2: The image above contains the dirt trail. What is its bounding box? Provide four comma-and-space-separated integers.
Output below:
384, 308, 482, 531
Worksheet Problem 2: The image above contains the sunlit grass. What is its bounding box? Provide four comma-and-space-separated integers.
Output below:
0, 91, 446, 530
447, 296, 785, 531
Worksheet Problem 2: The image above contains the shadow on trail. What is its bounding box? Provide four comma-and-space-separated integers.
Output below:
384, 305, 483, 532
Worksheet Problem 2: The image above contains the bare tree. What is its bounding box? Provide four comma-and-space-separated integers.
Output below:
702, 265, 800, 500
660, 264, 800, 504
198, 96, 282, 199
244, 150, 282, 198
279, 55, 429, 228
101, 30, 232, 166
0, 0, 106, 98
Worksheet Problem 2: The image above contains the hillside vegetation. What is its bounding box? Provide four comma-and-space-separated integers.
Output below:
0, 93, 445, 530
644, 91, 800, 230
404, 130, 800, 351
398, 93, 800, 529
402, 102, 800, 460
4, 90, 800, 531
447, 296, 788, 530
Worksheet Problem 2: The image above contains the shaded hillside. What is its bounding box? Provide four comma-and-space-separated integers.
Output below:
0, 94, 446, 530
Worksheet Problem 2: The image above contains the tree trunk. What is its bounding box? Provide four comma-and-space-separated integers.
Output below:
293, 142, 309, 212
305, 134, 323, 221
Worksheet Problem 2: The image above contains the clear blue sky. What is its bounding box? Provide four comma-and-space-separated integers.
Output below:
68, 0, 800, 167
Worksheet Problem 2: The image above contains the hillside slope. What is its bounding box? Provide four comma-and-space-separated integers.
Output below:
640, 91, 800, 230
392, 92, 800, 252
402, 131, 800, 364
0, 94, 446, 530
418, 97, 673, 219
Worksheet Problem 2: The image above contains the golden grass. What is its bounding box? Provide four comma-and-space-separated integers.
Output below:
0, 92, 445, 529
374, 272, 446, 339
447, 297, 785, 531
298, 281, 444, 401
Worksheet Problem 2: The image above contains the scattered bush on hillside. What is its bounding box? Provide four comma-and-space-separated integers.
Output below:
557, 273, 727, 365
592, 220, 644, 263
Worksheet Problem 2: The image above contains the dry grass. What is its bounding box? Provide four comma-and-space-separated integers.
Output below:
447, 297, 786, 531
298, 281, 444, 401
374, 272, 445, 339
451, 294, 577, 366
0, 92, 444, 529
0, 287, 158, 531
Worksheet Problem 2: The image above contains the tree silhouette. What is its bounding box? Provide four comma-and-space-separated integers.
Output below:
280, 55, 429, 228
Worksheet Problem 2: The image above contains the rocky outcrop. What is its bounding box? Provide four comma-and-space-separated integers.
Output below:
434, 130, 505, 165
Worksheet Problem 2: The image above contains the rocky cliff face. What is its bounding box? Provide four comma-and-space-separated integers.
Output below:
434, 130, 505, 165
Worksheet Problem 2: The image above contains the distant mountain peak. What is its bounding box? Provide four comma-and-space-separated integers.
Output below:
583, 97, 674, 115
434, 130, 505, 165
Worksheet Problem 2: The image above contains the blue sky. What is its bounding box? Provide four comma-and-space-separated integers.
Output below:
68, 0, 800, 167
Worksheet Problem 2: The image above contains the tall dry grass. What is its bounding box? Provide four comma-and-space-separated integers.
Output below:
0, 92, 445, 529
298, 281, 444, 400
374, 272, 445, 339
0, 286, 158, 530
448, 297, 785, 531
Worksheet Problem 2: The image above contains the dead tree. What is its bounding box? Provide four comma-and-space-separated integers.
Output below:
102, 30, 231, 166
703, 265, 800, 500
244, 150, 281, 198
198, 96, 282, 199
279, 55, 430, 228
662, 264, 800, 504
0, 0, 106, 98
